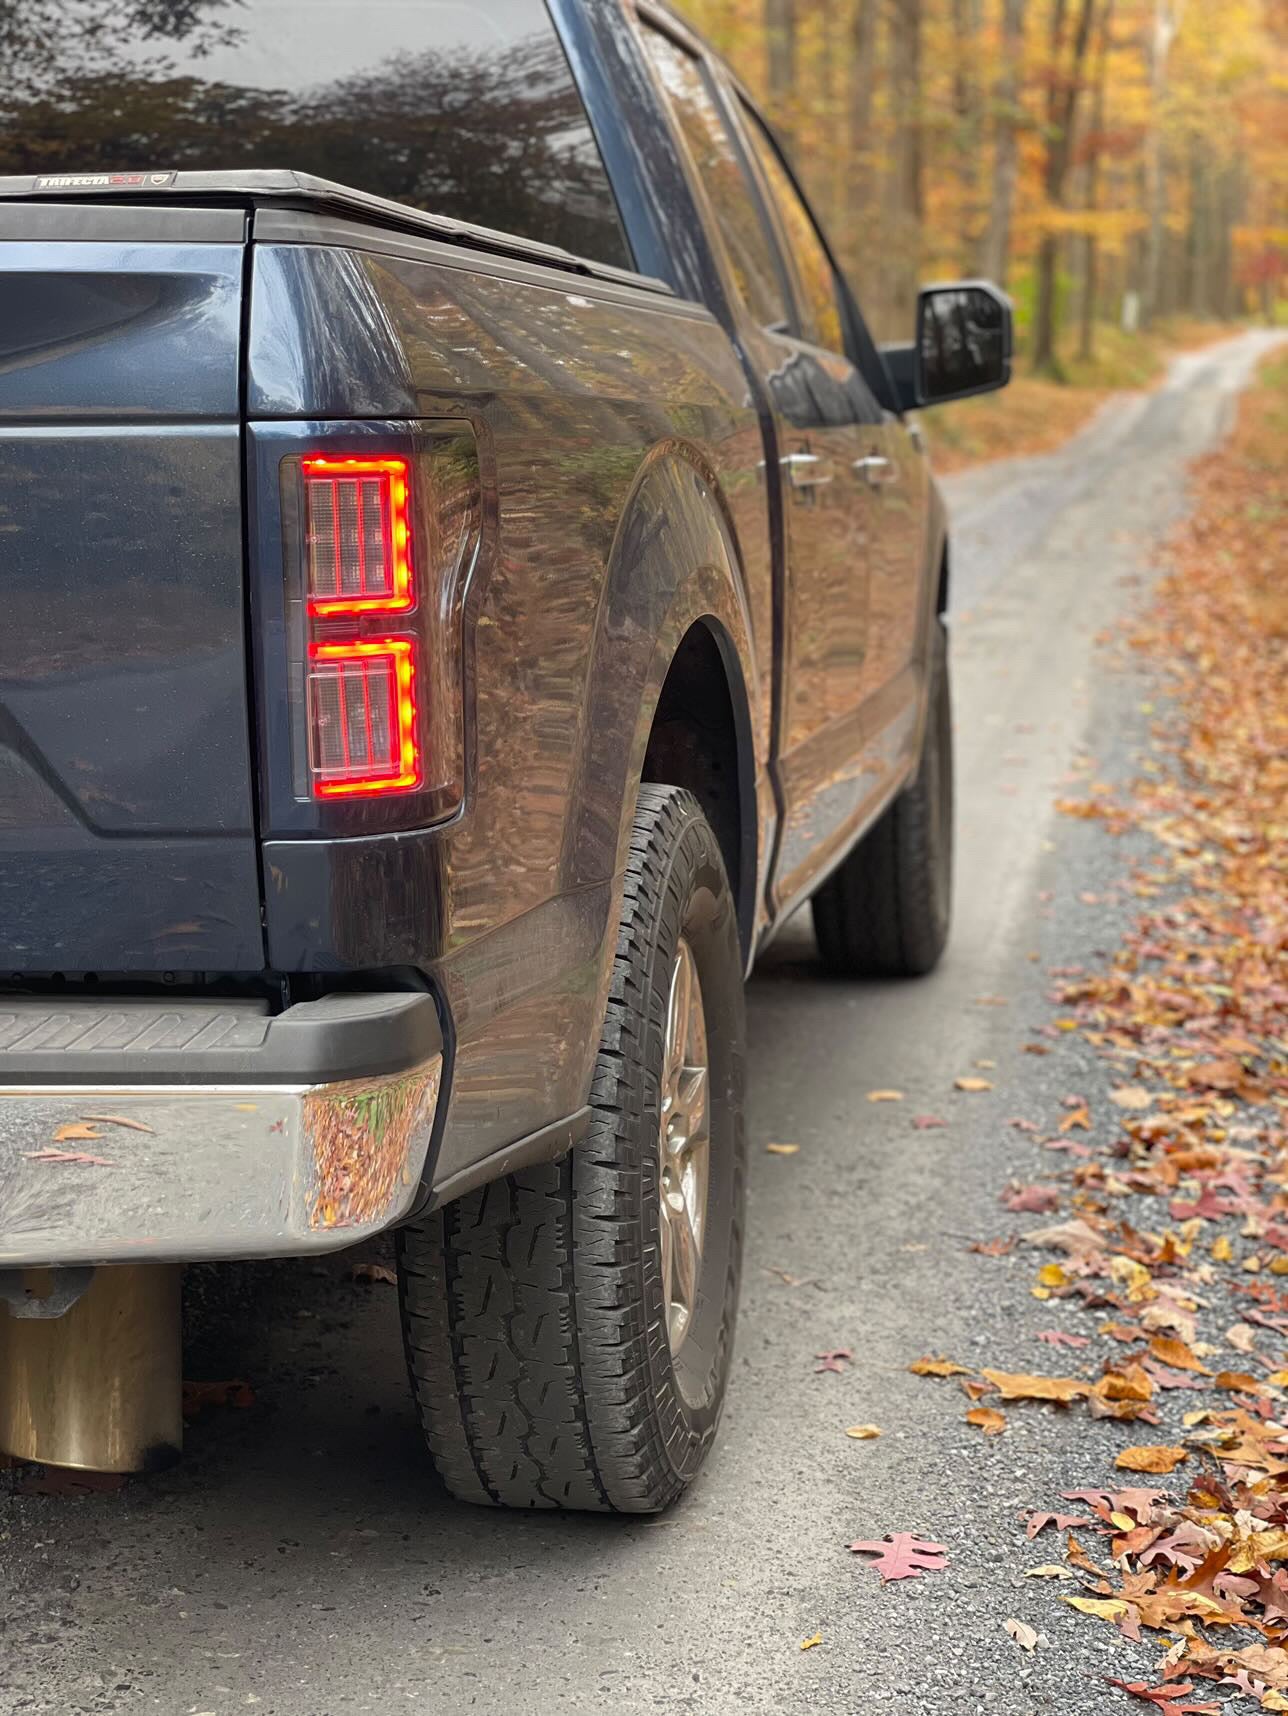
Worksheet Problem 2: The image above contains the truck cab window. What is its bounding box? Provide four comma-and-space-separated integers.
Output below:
640, 23, 790, 333
739, 100, 845, 356
0, 0, 630, 269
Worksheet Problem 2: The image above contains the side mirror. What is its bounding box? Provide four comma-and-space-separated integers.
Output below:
915, 280, 1013, 406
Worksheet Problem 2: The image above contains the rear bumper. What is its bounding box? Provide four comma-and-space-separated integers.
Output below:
0, 994, 443, 1267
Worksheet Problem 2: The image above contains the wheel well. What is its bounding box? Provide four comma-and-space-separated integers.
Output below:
641, 622, 751, 954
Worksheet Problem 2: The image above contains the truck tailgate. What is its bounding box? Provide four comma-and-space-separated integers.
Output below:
0, 204, 263, 972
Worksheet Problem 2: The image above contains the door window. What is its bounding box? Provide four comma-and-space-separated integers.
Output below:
640, 24, 791, 332
739, 101, 844, 356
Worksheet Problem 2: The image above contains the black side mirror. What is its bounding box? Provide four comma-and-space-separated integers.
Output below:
915, 280, 1013, 405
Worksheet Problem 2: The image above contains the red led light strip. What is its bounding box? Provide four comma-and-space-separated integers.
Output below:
302, 454, 414, 617
307, 637, 421, 797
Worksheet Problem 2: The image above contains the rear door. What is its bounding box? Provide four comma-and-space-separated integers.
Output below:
638, 20, 884, 904
0, 202, 263, 972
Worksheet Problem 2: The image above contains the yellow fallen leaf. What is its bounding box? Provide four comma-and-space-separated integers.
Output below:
1212, 1234, 1234, 1263
799, 1632, 823, 1651
1024, 1564, 1076, 1580
765, 1142, 800, 1156
1062, 1596, 1127, 1621
909, 1357, 971, 1378
966, 1406, 1006, 1435
1243, 1256, 1262, 1273
1037, 1263, 1069, 1287
1115, 1445, 1188, 1474
1269, 1257, 1288, 1277
955, 1077, 993, 1092
845, 1424, 881, 1440
867, 1089, 904, 1103
1261, 1692, 1288, 1712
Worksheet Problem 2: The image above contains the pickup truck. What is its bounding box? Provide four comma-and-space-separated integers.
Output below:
0, 0, 1010, 1510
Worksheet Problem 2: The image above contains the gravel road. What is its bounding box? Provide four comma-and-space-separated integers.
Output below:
1, 329, 1282, 1716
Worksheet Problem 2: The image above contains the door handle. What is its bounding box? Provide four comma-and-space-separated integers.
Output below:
781, 451, 834, 490
853, 454, 896, 489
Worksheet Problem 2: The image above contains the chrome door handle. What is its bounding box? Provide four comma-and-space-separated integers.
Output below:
853, 454, 895, 488
781, 451, 834, 490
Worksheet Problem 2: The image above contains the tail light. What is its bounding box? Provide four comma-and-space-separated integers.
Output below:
272, 427, 479, 831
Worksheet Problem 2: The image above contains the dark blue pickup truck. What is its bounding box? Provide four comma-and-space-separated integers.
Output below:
0, 0, 1009, 1509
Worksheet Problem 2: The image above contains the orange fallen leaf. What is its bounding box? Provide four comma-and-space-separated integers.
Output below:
78, 1114, 154, 1134
351, 1262, 397, 1286
51, 1122, 103, 1143
909, 1357, 971, 1378
1115, 1445, 1188, 1474
1147, 1335, 1212, 1376
966, 1406, 1006, 1435
867, 1089, 904, 1103
955, 1077, 993, 1093
980, 1369, 1091, 1405
845, 1424, 882, 1440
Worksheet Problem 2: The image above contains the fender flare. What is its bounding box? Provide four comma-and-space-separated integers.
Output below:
566, 439, 763, 956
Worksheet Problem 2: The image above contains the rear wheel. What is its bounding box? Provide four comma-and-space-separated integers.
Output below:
812, 618, 953, 977
397, 785, 746, 1511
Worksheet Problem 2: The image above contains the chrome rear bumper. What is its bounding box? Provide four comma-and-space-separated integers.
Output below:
0, 994, 443, 1266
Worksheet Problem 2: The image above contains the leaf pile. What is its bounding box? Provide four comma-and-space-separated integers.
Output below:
917, 358, 1288, 1704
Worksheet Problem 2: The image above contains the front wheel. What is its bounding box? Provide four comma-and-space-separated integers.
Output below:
398, 785, 746, 1511
812, 617, 954, 978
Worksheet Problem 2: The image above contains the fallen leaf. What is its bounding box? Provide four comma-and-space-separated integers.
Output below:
867, 1089, 904, 1103
766, 1142, 800, 1156
1212, 1370, 1261, 1392
1110, 1087, 1154, 1111
799, 1632, 823, 1652
1063, 1595, 1128, 1621
966, 1406, 1006, 1435
912, 1114, 948, 1130
847, 1534, 948, 1583
182, 1379, 255, 1419
350, 1262, 396, 1286
845, 1424, 882, 1440
954, 1077, 993, 1093
1115, 1445, 1188, 1474
1036, 1330, 1090, 1350
908, 1357, 971, 1378
1226, 1323, 1257, 1353
50, 1122, 103, 1143
980, 1369, 1091, 1405
22, 1148, 116, 1167
1187, 1059, 1244, 1091
815, 1349, 854, 1375
78, 1113, 154, 1133
1059, 1106, 1091, 1133
1147, 1335, 1212, 1375
1025, 1511, 1093, 1539
1003, 1182, 1062, 1214
1020, 1218, 1105, 1257
1004, 1618, 1038, 1652
1105, 1681, 1219, 1714
1024, 1563, 1077, 1579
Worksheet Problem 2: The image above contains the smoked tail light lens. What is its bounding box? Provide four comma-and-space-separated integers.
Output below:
307, 639, 420, 797
273, 425, 479, 829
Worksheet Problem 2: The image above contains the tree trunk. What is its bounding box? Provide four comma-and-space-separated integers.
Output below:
1032, 0, 1098, 376
765, 0, 797, 142
1077, 0, 1113, 362
978, 0, 1026, 287
847, 0, 881, 319
886, 0, 924, 328
1142, 0, 1183, 324
950, 0, 984, 272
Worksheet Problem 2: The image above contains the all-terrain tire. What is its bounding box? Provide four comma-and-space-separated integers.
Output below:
812, 618, 954, 977
397, 786, 746, 1511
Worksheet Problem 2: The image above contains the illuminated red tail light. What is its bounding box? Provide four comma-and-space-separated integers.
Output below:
307, 638, 420, 797
303, 455, 413, 617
